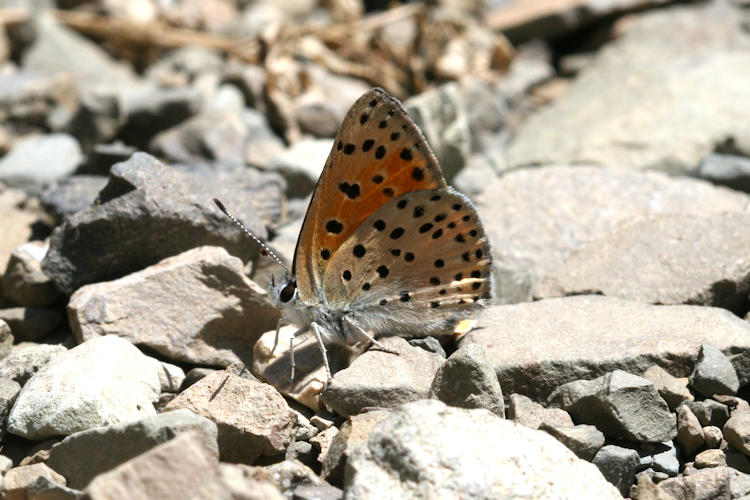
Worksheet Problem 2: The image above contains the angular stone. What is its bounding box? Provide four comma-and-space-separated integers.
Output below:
182, 367, 216, 390
68, 246, 278, 366
208, 463, 284, 500
42, 153, 283, 294
689, 344, 740, 397
676, 404, 705, 458
322, 337, 444, 416
321, 410, 390, 486
0, 377, 21, 438
642, 365, 694, 411
25, 475, 82, 500
0, 319, 12, 359
164, 370, 296, 464
686, 400, 730, 428
592, 445, 641, 496
535, 214, 750, 314
39, 176, 108, 224
429, 343, 504, 417
2, 243, 61, 307
83, 432, 218, 499
505, 2, 750, 173
723, 410, 750, 457
507, 393, 574, 430
703, 426, 723, 449
655, 466, 742, 499
474, 167, 750, 300
7, 336, 161, 439
464, 296, 750, 401
156, 361, 185, 393
346, 400, 620, 499
309, 426, 338, 466
2, 463, 66, 500
0, 342, 67, 385
540, 423, 604, 461
695, 449, 726, 469
548, 370, 676, 442
0, 134, 82, 189
0, 307, 63, 342
408, 336, 446, 358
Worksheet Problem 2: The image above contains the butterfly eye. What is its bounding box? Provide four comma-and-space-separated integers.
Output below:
279, 282, 296, 303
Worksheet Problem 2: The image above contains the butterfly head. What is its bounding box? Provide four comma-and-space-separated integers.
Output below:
269, 272, 298, 308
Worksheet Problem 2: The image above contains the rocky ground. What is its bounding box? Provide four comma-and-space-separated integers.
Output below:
0, 0, 750, 499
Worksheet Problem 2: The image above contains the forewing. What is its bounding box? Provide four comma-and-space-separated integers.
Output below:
293, 88, 447, 304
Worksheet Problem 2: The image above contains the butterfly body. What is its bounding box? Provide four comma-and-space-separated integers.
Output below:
217, 88, 494, 383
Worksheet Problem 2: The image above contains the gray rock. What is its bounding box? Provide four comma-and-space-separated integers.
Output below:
1, 463, 67, 500
723, 410, 750, 457
22, 15, 137, 93
475, 166, 750, 301
209, 463, 285, 500
0, 134, 82, 188
145, 47, 224, 85
6, 335, 161, 440
41, 153, 283, 294
0, 72, 78, 139
540, 423, 604, 461
407, 337, 446, 358
68, 246, 278, 367
242, 109, 285, 169
686, 400, 730, 428
264, 460, 336, 499
346, 400, 620, 499
164, 370, 296, 464
428, 343, 504, 417
2, 243, 61, 307
0, 319, 12, 359
26, 475, 83, 500
321, 410, 390, 487
639, 441, 680, 477
642, 365, 694, 411
535, 214, 750, 314
405, 83, 470, 181
267, 138, 334, 198
703, 426, 723, 449
0, 307, 63, 342
181, 367, 216, 390
83, 432, 219, 499
39, 176, 108, 224
695, 449, 726, 469
149, 109, 246, 165
322, 337, 444, 417
64, 88, 122, 152
46, 409, 218, 489
695, 153, 750, 193
0, 377, 21, 437
0, 342, 67, 385
156, 361, 185, 393
592, 445, 641, 496
507, 393, 574, 430
676, 404, 705, 458
464, 296, 750, 402
505, 2, 750, 173
689, 344, 740, 397
655, 466, 746, 499
548, 370, 676, 442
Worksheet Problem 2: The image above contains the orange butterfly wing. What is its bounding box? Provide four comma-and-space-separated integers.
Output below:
293, 88, 447, 304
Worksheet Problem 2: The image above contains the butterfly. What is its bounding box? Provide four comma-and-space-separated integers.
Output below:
215, 88, 494, 384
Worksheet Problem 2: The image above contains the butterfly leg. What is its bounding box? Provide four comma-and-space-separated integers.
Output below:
272, 318, 291, 354
287, 326, 308, 384
344, 317, 399, 356
311, 322, 333, 385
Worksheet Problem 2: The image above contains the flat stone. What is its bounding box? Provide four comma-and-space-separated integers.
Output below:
695, 153, 750, 193
428, 343, 504, 417
407, 337, 446, 358
695, 449, 727, 469
346, 400, 620, 499
2, 463, 66, 500
535, 214, 750, 314
0, 307, 63, 342
592, 445, 641, 496
321, 410, 390, 486
46, 409, 217, 489
41, 152, 284, 294
68, 246, 278, 366
463, 296, 750, 401
685, 400, 730, 428
507, 393, 574, 430
689, 344, 740, 397
322, 336, 444, 417
642, 365, 694, 411
164, 370, 296, 464
676, 404, 705, 458
639, 441, 679, 477
0, 134, 81, 189
2, 242, 61, 308
0, 342, 67, 385
505, 2, 750, 173
474, 167, 750, 301
39, 176, 108, 224
6, 335, 161, 440
83, 432, 219, 499
548, 370, 676, 442
540, 423, 604, 461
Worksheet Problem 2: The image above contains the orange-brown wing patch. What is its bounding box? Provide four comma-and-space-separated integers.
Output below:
294, 88, 447, 303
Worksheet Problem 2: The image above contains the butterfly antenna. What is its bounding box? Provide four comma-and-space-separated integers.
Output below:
213, 198, 290, 275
